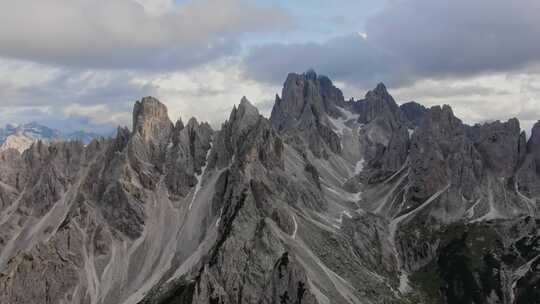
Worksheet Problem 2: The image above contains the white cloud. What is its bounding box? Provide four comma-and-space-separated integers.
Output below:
133, 0, 174, 16
0, 0, 290, 69
385, 73, 540, 135
244, 0, 540, 88
63, 104, 131, 125
133, 60, 280, 127
0, 57, 279, 131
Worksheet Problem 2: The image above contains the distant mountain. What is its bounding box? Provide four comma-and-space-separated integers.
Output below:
0, 122, 107, 152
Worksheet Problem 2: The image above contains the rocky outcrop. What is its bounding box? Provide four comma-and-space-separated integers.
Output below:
467, 118, 524, 178
353, 83, 401, 124
270, 71, 344, 158
528, 121, 540, 173
211, 97, 283, 171
133, 96, 173, 144
516, 122, 540, 198
354, 83, 410, 182
165, 117, 212, 200
271, 70, 345, 132
409, 105, 482, 204
400, 101, 427, 128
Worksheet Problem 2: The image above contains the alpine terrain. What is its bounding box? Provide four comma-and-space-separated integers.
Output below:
0, 71, 539, 304
0, 123, 104, 153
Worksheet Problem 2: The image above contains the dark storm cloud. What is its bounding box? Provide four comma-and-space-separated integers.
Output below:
367, 0, 540, 78
243, 34, 400, 86
243, 0, 540, 87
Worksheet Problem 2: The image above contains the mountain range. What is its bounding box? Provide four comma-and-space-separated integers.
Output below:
0, 122, 107, 153
0, 71, 538, 304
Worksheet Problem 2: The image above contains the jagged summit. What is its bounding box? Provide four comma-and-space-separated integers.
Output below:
399, 101, 427, 128
362, 83, 392, 107
354, 82, 401, 124
271, 71, 344, 128
175, 117, 185, 130
297, 69, 333, 84
527, 121, 540, 173
132, 96, 173, 143
304, 68, 317, 80
373, 82, 388, 94
229, 96, 260, 130
238, 96, 259, 114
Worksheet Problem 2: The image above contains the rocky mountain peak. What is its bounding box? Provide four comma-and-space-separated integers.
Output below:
239, 96, 259, 115
363, 83, 391, 105
400, 101, 428, 128
229, 96, 260, 133
468, 117, 523, 177
528, 121, 540, 153
528, 121, 540, 169
209, 96, 285, 170
421, 104, 464, 136
372, 82, 388, 95
175, 117, 185, 130
271, 70, 345, 131
304, 68, 317, 80
355, 82, 401, 124
186, 117, 200, 128
132, 96, 173, 143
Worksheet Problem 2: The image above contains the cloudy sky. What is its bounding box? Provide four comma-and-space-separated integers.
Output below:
1, 0, 540, 134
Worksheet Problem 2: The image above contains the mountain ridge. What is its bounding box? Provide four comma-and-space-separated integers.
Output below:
0, 71, 538, 304
0, 122, 109, 153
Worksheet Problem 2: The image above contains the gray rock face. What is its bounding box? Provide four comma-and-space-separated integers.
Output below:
528, 121, 540, 172
270, 71, 344, 158
133, 96, 173, 144
271, 71, 345, 132
467, 118, 523, 178
0, 72, 539, 304
353, 83, 410, 182
409, 105, 482, 204
400, 101, 427, 128
353, 83, 401, 124
165, 117, 213, 200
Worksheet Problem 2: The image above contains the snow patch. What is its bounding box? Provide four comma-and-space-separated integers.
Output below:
398, 273, 411, 294
354, 158, 364, 175
291, 214, 298, 239
465, 198, 482, 219
335, 210, 353, 227
327, 108, 360, 137
215, 207, 223, 227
